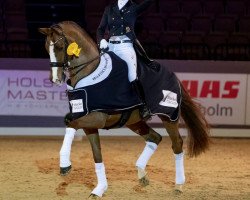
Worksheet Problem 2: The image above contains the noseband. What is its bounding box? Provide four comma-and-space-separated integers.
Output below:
49, 24, 102, 78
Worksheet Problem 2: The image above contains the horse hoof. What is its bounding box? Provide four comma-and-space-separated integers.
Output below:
137, 167, 149, 187
60, 165, 72, 176
139, 175, 149, 187
174, 184, 183, 194
88, 194, 101, 199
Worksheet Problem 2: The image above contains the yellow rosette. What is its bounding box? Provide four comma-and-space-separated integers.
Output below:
67, 42, 81, 57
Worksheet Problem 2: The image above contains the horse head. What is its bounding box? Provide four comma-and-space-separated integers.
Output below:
39, 21, 100, 86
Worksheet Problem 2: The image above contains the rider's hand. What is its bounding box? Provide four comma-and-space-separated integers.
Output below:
100, 39, 108, 49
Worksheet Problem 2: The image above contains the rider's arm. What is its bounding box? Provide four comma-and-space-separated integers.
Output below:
96, 6, 109, 45
135, 0, 154, 15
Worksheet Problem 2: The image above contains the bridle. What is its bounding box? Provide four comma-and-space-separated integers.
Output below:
49, 24, 102, 79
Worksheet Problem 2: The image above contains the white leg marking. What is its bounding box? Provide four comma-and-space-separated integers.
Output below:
136, 141, 158, 170
49, 41, 59, 83
175, 152, 185, 185
60, 128, 76, 168
91, 163, 108, 197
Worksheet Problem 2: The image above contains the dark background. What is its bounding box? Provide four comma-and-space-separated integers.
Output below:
1, 0, 250, 60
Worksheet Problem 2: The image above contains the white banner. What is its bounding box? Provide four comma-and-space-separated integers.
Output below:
176, 73, 247, 125
246, 75, 250, 125
0, 70, 69, 116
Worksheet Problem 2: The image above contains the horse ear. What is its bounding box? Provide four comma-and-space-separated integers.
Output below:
38, 28, 51, 35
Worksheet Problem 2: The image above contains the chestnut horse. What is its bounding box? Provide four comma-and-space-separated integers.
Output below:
39, 21, 210, 199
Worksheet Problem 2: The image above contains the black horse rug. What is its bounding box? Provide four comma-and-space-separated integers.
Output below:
67, 51, 181, 122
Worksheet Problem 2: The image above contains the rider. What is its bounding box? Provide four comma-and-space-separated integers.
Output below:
96, 0, 155, 120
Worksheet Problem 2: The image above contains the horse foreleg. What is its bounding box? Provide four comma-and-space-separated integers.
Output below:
160, 117, 185, 192
85, 129, 108, 198
127, 122, 162, 186
59, 112, 107, 177
59, 127, 76, 176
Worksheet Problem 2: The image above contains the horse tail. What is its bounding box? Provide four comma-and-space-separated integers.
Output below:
180, 82, 210, 157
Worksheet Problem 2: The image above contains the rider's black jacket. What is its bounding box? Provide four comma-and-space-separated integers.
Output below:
96, 0, 154, 45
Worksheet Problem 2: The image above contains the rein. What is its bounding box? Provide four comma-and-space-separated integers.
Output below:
67, 52, 104, 78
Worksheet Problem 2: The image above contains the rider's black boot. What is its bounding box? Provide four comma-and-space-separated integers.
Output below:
131, 79, 151, 120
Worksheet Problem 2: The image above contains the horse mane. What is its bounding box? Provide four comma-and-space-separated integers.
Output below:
58, 21, 97, 48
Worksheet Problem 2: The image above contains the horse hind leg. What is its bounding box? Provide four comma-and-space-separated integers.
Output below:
127, 121, 162, 187
159, 116, 185, 193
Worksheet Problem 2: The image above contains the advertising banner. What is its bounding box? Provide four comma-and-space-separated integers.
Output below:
0, 70, 248, 125
176, 73, 247, 125
0, 70, 69, 116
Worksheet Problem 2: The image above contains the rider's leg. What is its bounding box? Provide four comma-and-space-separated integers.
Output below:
59, 127, 76, 175
84, 129, 108, 197
110, 42, 151, 119
108, 42, 137, 81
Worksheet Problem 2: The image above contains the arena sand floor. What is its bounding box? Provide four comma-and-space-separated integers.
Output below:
0, 136, 249, 200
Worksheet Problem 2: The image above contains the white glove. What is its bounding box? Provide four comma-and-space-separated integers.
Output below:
100, 39, 108, 49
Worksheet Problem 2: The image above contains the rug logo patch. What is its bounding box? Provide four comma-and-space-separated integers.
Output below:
159, 90, 178, 108
70, 99, 84, 113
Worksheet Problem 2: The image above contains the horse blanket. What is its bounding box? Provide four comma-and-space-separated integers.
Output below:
67, 52, 142, 120
137, 59, 181, 121
67, 51, 181, 121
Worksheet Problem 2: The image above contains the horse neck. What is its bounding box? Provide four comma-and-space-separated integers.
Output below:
69, 35, 100, 87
